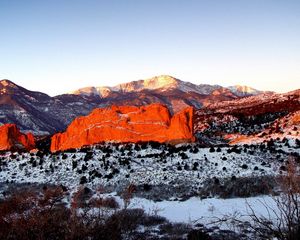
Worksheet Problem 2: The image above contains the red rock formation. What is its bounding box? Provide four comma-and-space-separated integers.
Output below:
51, 104, 195, 152
0, 124, 35, 151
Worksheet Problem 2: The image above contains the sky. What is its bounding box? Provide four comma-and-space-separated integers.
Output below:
0, 0, 299, 96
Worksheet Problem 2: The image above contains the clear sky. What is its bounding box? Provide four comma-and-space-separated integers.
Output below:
0, 0, 299, 96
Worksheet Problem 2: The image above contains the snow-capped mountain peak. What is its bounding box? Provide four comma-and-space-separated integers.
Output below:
143, 75, 179, 89
71, 86, 99, 96
70, 75, 181, 97
116, 75, 179, 93
228, 85, 262, 96
69, 75, 221, 97
70, 75, 266, 98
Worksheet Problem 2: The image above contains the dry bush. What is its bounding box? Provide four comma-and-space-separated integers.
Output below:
0, 186, 69, 240
89, 196, 119, 209
122, 183, 136, 209
0, 183, 199, 239
246, 158, 300, 239
210, 157, 300, 239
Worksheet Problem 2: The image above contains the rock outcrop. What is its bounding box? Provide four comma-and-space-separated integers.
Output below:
51, 104, 195, 152
0, 124, 35, 151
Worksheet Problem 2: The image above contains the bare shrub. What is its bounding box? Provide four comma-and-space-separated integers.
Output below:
122, 184, 136, 209
245, 158, 300, 239
0, 186, 69, 240
212, 157, 300, 239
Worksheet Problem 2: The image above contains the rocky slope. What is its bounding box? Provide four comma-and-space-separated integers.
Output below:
0, 124, 35, 151
228, 110, 300, 144
194, 90, 300, 144
51, 104, 195, 152
0, 79, 99, 135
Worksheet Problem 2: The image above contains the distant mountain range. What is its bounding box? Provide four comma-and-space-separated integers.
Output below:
71, 75, 263, 97
0, 75, 291, 135
70, 75, 268, 113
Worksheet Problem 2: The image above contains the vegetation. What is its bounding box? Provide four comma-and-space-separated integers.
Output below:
0, 186, 175, 240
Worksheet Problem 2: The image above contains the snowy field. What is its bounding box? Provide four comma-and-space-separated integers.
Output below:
0, 141, 299, 239
1, 141, 297, 193
129, 195, 277, 225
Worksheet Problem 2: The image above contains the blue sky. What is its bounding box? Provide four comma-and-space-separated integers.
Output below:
0, 0, 299, 95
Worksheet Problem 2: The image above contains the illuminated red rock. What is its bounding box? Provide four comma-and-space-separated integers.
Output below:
0, 124, 35, 151
51, 103, 195, 152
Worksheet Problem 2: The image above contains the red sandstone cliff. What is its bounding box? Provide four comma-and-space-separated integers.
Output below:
51, 104, 195, 152
0, 124, 35, 151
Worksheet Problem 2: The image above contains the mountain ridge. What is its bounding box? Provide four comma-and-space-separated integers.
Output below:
0, 76, 296, 135
70, 75, 265, 97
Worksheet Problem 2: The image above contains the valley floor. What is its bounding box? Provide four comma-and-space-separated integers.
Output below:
0, 140, 299, 239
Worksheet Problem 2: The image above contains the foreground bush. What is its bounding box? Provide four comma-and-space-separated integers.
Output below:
0, 186, 120, 240
0, 186, 173, 240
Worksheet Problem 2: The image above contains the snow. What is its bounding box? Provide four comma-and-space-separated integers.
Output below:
98, 191, 279, 230
0, 143, 294, 193
0, 142, 298, 238
228, 85, 262, 97
127, 195, 278, 225
69, 75, 262, 97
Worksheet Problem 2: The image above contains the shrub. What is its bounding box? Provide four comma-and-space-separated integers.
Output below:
80, 176, 87, 184
184, 163, 189, 170
241, 164, 248, 169
72, 161, 78, 169
143, 183, 152, 191
209, 147, 215, 153
81, 164, 88, 172
188, 229, 210, 240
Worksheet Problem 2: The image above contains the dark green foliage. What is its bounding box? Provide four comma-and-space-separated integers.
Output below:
241, 164, 248, 169
143, 183, 152, 191
80, 176, 87, 184
81, 164, 88, 172
188, 229, 211, 240
184, 163, 189, 170
72, 161, 78, 169
192, 162, 199, 170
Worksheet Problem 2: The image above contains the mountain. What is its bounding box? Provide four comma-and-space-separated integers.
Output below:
0, 79, 99, 135
72, 75, 223, 96
70, 75, 264, 112
71, 75, 263, 97
227, 85, 264, 96
0, 75, 270, 135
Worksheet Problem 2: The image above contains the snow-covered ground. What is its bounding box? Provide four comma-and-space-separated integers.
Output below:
109, 194, 277, 227
0, 141, 298, 195
0, 142, 299, 239
129, 195, 277, 224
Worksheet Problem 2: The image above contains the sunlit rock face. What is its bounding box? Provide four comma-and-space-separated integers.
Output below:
50, 103, 195, 152
0, 124, 35, 151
